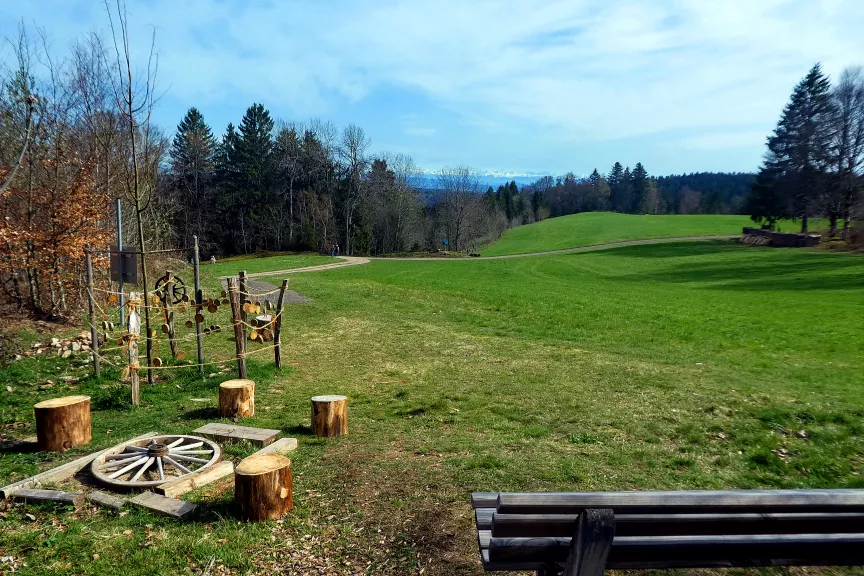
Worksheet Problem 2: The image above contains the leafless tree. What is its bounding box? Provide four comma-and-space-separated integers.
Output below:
339, 123, 369, 255
830, 66, 864, 239
438, 164, 483, 252
0, 26, 36, 196
103, 0, 161, 384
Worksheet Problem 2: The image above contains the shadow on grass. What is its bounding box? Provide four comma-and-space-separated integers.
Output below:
0, 438, 39, 454
284, 424, 314, 436
178, 407, 220, 420
602, 241, 864, 291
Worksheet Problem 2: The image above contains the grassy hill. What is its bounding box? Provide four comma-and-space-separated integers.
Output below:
482, 212, 752, 255
1, 243, 862, 574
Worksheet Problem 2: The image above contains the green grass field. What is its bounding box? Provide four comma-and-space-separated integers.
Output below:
206, 253, 338, 277
1, 242, 863, 575
482, 212, 754, 255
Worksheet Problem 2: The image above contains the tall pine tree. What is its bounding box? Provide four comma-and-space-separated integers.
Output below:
748, 64, 835, 232
169, 107, 215, 250
631, 162, 650, 213
235, 103, 275, 251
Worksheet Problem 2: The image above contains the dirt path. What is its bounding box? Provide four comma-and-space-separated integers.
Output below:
377, 234, 739, 261
221, 235, 737, 279
217, 256, 370, 280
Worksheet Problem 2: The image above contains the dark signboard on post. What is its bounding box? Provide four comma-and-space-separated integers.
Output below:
110, 246, 138, 284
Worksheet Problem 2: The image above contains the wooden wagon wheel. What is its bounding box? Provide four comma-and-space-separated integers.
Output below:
90, 435, 221, 490
153, 275, 188, 305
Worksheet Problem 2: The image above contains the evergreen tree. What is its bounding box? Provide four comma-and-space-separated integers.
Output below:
213, 123, 241, 253
631, 162, 650, 213
608, 162, 626, 212
621, 166, 633, 213
749, 64, 836, 232
235, 103, 275, 251
169, 107, 215, 249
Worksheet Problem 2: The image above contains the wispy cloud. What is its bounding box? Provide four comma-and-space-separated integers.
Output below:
4, 0, 863, 172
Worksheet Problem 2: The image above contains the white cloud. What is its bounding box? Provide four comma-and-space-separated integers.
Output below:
7, 0, 864, 147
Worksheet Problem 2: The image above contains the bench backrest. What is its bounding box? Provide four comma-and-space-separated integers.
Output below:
471, 490, 864, 575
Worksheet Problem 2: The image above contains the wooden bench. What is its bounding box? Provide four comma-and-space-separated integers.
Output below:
471, 490, 864, 575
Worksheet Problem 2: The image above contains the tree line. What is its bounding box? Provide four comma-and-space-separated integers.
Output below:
748, 64, 864, 238
501, 167, 753, 223
167, 106, 505, 257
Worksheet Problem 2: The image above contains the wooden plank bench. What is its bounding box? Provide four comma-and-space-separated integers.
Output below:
471, 490, 864, 575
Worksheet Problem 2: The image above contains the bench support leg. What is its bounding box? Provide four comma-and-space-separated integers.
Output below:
563, 509, 615, 576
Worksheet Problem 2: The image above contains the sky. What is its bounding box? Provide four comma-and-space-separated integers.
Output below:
2, 0, 864, 177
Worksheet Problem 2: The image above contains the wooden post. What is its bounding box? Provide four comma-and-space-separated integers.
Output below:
193, 235, 204, 373
160, 271, 178, 359
219, 379, 255, 418
238, 270, 248, 326
274, 279, 288, 368
127, 291, 141, 406
34, 396, 92, 452
311, 395, 348, 437
227, 278, 247, 379
562, 509, 615, 576
234, 453, 293, 521
84, 245, 100, 378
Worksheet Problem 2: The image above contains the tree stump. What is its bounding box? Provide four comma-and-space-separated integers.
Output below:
234, 453, 293, 521
219, 379, 255, 418
34, 395, 92, 452
310, 395, 348, 437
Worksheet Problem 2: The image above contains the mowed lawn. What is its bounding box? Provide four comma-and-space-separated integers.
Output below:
482, 212, 754, 255
206, 253, 338, 277
1, 241, 863, 575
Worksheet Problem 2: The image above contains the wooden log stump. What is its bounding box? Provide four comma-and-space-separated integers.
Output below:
311, 395, 348, 437
219, 379, 255, 418
34, 395, 92, 452
234, 453, 293, 521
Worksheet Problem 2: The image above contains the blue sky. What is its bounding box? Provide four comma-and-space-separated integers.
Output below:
3, 0, 864, 177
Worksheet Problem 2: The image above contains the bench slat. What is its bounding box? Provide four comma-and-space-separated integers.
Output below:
475, 508, 494, 531
491, 512, 864, 538
488, 533, 864, 566
496, 490, 864, 515
471, 492, 499, 509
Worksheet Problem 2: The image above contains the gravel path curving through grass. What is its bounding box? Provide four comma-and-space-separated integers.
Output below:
220, 235, 738, 280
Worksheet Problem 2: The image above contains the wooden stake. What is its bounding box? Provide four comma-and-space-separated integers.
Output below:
128, 291, 141, 406
238, 270, 248, 325
219, 379, 255, 418
274, 279, 288, 368
193, 235, 204, 373
227, 278, 247, 379
234, 453, 293, 521
311, 395, 348, 437
161, 271, 178, 359
84, 245, 100, 379
34, 395, 92, 452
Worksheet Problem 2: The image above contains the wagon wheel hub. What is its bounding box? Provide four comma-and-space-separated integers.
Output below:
147, 443, 169, 457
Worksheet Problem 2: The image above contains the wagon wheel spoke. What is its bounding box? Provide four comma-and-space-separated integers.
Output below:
100, 455, 142, 470
169, 449, 213, 455
130, 457, 155, 481
156, 456, 165, 480
108, 455, 148, 479
170, 453, 210, 464
163, 455, 191, 474
166, 437, 186, 448
172, 441, 204, 451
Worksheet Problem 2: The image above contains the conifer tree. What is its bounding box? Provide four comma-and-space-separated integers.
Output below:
749, 64, 835, 232
631, 162, 650, 213
169, 107, 215, 249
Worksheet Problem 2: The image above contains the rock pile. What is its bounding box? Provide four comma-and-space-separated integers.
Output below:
25, 332, 93, 359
